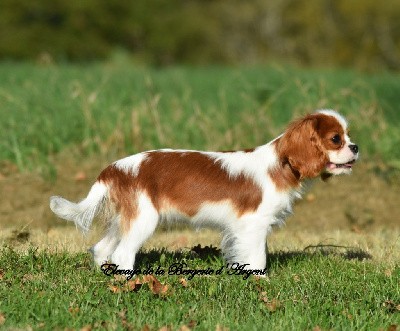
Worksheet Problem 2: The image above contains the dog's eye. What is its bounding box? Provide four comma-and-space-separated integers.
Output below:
331, 134, 341, 145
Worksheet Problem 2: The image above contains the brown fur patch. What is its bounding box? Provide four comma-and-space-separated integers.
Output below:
97, 151, 263, 231
137, 151, 262, 217
97, 165, 139, 233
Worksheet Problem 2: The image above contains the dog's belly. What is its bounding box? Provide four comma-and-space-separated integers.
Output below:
158, 200, 240, 229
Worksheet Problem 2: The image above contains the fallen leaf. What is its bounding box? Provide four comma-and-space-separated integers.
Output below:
0, 313, 5, 325
306, 193, 315, 202
126, 278, 143, 292
179, 278, 188, 288
259, 292, 268, 303
0, 270, 4, 280
80, 325, 92, 331
265, 298, 281, 313
141, 325, 151, 331
178, 325, 191, 331
68, 306, 80, 315
74, 171, 87, 181
108, 284, 122, 294
387, 325, 397, 331
143, 275, 169, 296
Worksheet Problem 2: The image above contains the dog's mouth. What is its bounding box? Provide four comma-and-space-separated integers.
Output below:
326, 159, 356, 170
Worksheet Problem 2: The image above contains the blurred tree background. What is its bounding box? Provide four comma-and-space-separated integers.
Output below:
0, 0, 399, 70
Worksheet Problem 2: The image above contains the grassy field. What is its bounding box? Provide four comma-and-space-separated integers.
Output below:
1, 62, 400, 175
1, 62, 400, 330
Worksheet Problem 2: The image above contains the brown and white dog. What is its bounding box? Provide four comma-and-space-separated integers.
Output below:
50, 110, 358, 271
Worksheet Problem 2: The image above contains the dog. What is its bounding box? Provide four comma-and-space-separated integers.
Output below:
50, 109, 358, 271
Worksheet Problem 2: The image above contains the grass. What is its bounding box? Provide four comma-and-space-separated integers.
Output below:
0, 245, 398, 330
1, 62, 400, 177
1, 227, 399, 330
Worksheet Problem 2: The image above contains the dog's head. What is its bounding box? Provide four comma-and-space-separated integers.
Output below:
275, 110, 359, 180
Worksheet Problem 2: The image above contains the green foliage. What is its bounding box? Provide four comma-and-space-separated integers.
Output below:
1, 63, 399, 175
0, 0, 399, 69
0, 247, 398, 329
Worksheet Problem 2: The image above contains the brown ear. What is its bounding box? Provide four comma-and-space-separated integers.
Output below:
276, 115, 328, 179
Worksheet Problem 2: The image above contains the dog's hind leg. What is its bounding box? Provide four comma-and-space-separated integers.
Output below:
89, 217, 120, 266
110, 195, 159, 270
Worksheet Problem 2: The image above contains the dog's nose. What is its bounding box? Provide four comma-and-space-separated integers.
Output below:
349, 144, 358, 154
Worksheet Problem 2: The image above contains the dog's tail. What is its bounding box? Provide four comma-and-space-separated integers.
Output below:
49, 182, 108, 235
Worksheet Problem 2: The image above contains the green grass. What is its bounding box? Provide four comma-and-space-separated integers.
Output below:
1, 62, 400, 176
0, 247, 398, 330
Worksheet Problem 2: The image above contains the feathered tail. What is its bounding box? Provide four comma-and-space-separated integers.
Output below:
49, 182, 108, 235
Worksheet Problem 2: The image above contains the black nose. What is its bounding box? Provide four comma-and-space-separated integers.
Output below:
349, 144, 358, 154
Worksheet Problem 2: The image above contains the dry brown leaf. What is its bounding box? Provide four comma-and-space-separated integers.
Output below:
259, 292, 268, 303
80, 325, 92, 331
143, 275, 169, 296
265, 298, 281, 313
306, 193, 315, 202
108, 284, 122, 294
74, 171, 87, 181
387, 325, 397, 331
0, 269, 4, 280
68, 306, 80, 315
179, 278, 188, 288
126, 278, 143, 292
0, 313, 5, 325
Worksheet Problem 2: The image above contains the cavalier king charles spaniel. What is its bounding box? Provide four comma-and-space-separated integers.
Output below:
50, 110, 358, 271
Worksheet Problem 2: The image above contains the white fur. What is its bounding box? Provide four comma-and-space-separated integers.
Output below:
50, 182, 107, 234
113, 152, 148, 175
110, 193, 159, 269
317, 109, 348, 129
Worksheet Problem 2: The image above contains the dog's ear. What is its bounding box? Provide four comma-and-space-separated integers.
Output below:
276, 115, 328, 179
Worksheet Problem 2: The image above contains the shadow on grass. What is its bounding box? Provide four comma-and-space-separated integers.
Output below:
267, 244, 372, 269
135, 244, 372, 269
